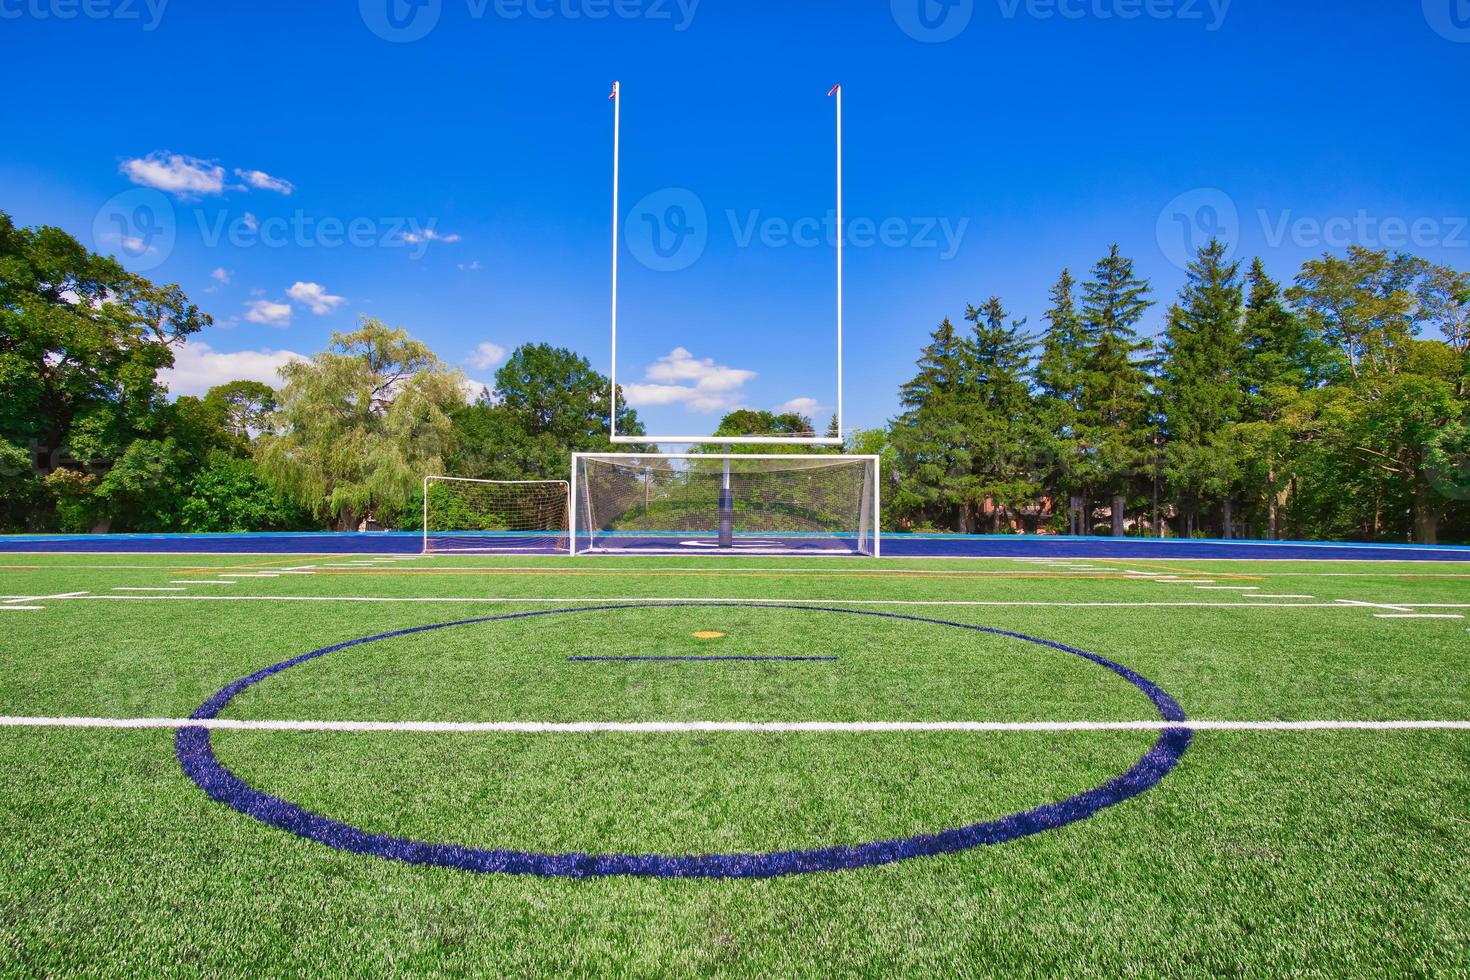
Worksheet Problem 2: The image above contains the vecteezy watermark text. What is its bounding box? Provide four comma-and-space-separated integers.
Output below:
621, 187, 969, 272
1157, 187, 1468, 270
892, 0, 1229, 41
0, 0, 168, 30
359, 0, 697, 42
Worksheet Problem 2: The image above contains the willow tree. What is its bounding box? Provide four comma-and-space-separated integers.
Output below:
257, 319, 465, 530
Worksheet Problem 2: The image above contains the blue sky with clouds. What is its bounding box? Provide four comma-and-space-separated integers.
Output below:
2, 0, 1467, 435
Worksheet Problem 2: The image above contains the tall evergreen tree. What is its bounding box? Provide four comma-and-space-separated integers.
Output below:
964, 297, 1039, 531
1158, 240, 1244, 536
891, 317, 981, 530
1079, 245, 1155, 535
1034, 268, 1093, 532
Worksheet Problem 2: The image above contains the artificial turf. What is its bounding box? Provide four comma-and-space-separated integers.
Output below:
0, 552, 1467, 974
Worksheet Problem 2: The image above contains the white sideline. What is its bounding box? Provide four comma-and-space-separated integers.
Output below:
23, 595, 1470, 610
2, 716, 1469, 734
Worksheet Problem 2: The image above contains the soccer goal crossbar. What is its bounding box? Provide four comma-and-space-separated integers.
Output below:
570, 453, 881, 557
422, 477, 571, 555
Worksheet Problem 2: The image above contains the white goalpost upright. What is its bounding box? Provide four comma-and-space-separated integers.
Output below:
422, 477, 572, 554
585, 82, 880, 557
606, 81, 847, 447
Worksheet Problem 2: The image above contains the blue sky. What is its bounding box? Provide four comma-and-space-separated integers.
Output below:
2, 0, 1468, 436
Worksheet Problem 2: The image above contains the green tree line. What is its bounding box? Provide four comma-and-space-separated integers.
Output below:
3, 210, 1466, 542
881, 242, 1469, 543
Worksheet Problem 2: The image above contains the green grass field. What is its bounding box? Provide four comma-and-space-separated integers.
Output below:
1, 552, 1468, 974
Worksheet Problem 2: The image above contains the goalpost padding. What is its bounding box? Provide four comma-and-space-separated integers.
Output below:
571, 454, 880, 556
422, 477, 571, 554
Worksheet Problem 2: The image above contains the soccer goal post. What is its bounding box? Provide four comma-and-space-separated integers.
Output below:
570, 454, 880, 556
422, 477, 572, 554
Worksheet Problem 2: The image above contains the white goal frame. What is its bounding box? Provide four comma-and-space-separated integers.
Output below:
421, 476, 572, 555
570, 452, 880, 557
607, 81, 846, 446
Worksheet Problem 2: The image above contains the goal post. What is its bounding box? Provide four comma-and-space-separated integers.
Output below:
570, 453, 880, 556
422, 477, 572, 555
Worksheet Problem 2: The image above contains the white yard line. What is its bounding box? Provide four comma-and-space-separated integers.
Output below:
1373, 614, 1464, 620
17, 594, 1433, 610
111, 587, 187, 592
0, 606, 43, 611
1194, 586, 1259, 591
3, 591, 89, 605
1337, 599, 1414, 613
1163, 579, 1217, 584
171, 581, 231, 585
2, 716, 1469, 734
1246, 594, 1317, 599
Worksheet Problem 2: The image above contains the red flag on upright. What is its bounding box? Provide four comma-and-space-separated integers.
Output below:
609, 81, 620, 100
827, 83, 841, 97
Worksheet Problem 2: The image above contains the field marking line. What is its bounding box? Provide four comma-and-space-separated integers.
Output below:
0, 606, 43, 611
1194, 586, 1260, 591
1247, 594, 1316, 599
1161, 579, 1217, 584
1337, 599, 1414, 613
11, 561, 1469, 578
22, 594, 1423, 610
171, 580, 231, 585
174, 556, 346, 575
1374, 614, 1465, 620
3, 716, 1469, 734
110, 587, 187, 592
2, 591, 89, 605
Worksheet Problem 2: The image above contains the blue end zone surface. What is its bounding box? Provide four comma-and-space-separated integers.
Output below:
2, 531, 1469, 560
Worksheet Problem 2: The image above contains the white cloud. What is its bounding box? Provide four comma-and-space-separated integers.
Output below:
242, 212, 259, 232
286, 281, 346, 315
461, 378, 494, 402
622, 347, 757, 413
777, 397, 823, 418
235, 168, 295, 195
403, 229, 461, 244
99, 231, 155, 255
458, 260, 482, 271
120, 152, 226, 197
211, 267, 232, 285
468, 342, 507, 370
157, 340, 306, 398
244, 299, 293, 325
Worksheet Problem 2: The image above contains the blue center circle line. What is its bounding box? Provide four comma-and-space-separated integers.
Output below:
176, 602, 1193, 879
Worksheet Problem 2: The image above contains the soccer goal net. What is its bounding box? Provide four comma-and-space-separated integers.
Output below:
422, 477, 571, 554
571, 454, 880, 556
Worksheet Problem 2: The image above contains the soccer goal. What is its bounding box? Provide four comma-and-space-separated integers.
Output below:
571, 454, 880, 556
421, 477, 571, 554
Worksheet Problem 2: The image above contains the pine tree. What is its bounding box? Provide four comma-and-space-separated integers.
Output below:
1079, 245, 1155, 535
964, 297, 1039, 531
1034, 268, 1092, 532
1159, 239, 1244, 536
891, 318, 981, 530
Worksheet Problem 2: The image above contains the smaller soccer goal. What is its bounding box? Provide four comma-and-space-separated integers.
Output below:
421, 477, 571, 554
571, 453, 880, 556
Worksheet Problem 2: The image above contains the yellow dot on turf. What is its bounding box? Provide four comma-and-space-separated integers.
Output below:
692, 631, 726, 640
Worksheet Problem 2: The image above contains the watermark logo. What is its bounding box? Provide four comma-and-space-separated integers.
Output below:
1156, 187, 1238, 271
626, 188, 707, 272
0, 0, 169, 30
1423, 0, 1470, 42
996, 0, 1231, 31
892, 0, 974, 42
92, 188, 176, 273
360, 0, 698, 41
360, 0, 442, 41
